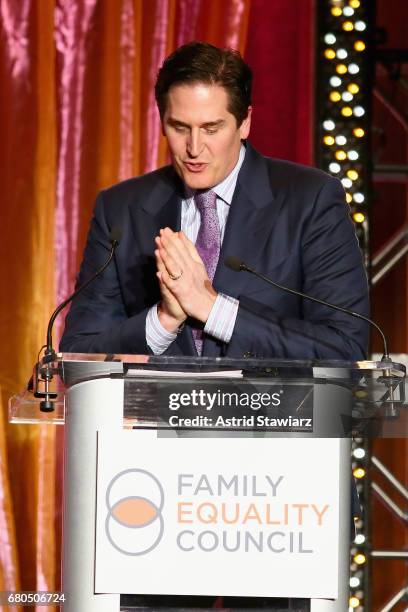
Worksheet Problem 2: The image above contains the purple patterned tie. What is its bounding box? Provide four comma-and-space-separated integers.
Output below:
192, 189, 220, 354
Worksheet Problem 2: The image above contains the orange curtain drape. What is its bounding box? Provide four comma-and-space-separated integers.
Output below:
0, 0, 250, 607
0, 0, 57, 608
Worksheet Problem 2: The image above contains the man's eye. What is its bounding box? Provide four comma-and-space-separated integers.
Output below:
174, 125, 187, 132
205, 128, 218, 134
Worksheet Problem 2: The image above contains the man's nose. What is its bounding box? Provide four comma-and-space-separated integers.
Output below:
186, 129, 203, 158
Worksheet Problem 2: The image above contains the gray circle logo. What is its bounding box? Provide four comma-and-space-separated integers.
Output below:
105, 468, 164, 555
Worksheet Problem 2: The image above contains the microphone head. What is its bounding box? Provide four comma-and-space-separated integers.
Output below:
109, 227, 122, 246
225, 256, 244, 272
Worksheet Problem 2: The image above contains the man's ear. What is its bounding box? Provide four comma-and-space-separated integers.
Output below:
239, 106, 252, 139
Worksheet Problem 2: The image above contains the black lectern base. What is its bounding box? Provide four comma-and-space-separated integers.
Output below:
120, 595, 310, 611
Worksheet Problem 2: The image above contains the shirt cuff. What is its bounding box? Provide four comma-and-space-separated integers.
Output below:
146, 304, 178, 354
204, 293, 239, 343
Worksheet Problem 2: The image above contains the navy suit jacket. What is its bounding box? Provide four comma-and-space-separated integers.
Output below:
60, 143, 369, 359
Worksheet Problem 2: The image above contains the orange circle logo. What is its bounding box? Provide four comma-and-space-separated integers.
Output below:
105, 469, 164, 555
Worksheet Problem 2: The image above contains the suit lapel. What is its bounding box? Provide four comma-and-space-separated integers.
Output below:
213, 143, 282, 297
128, 167, 197, 356
129, 166, 182, 246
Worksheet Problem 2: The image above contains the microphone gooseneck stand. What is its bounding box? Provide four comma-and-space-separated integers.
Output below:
34, 230, 121, 412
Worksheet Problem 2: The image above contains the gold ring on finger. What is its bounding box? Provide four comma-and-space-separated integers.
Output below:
169, 269, 183, 281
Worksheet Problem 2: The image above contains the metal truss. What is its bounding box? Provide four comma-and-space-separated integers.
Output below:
370, 455, 408, 611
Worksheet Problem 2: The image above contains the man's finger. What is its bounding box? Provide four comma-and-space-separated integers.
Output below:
155, 248, 166, 273
157, 233, 184, 273
178, 231, 204, 265
160, 228, 191, 267
156, 249, 179, 296
159, 246, 184, 281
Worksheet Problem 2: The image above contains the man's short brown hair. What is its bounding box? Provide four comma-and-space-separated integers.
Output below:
155, 41, 252, 126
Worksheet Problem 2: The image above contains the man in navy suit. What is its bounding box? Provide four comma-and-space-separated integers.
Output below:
60, 42, 369, 360
60, 42, 367, 610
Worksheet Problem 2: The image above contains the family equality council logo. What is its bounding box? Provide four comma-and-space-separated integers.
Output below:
105, 468, 165, 555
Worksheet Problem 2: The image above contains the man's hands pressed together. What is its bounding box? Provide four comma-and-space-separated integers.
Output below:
155, 227, 218, 333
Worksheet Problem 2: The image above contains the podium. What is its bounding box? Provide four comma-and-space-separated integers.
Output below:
9, 354, 406, 612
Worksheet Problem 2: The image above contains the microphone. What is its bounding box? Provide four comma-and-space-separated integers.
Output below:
34, 228, 122, 411
225, 255, 390, 362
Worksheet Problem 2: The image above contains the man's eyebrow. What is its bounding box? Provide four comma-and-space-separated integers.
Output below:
201, 120, 225, 128
166, 117, 189, 127
166, 117, 225, 128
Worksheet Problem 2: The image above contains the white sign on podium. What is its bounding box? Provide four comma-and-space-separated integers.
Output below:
95, 431, 339, 599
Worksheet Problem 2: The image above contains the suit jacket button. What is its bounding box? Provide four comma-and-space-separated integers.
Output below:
243, 351, 254, 358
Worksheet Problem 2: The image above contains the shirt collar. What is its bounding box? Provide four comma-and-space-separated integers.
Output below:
184, 143, 246, 206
